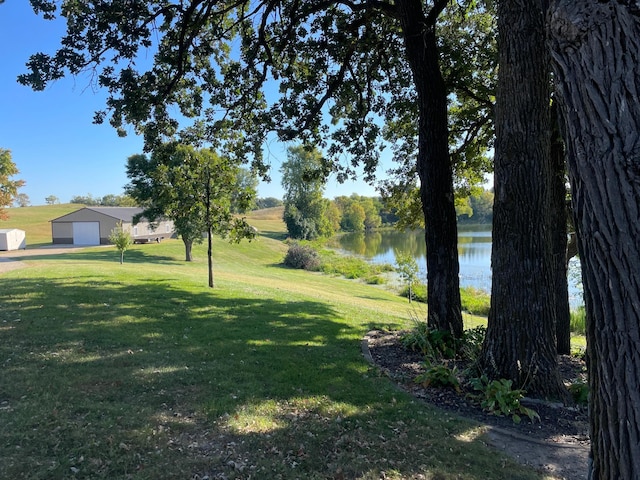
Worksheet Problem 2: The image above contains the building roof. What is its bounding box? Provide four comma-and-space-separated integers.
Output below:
84, 207, 145, 222
50, 207, 145, 223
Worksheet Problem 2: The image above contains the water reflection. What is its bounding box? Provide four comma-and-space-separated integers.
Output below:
332, 227, 492, 290
332, 227, 583, 307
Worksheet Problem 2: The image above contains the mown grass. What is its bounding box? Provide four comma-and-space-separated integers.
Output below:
0, 212, 546, 480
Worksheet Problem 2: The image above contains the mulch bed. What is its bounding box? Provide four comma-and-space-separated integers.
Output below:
364, 329, 590, 447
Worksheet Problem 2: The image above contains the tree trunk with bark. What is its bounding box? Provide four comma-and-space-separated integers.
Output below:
183, 237, 194, 262
396, 0, 463, 338
548, 2, 640, 478
551, 105, 571, 355
566, 231, 578, 265
207, 228, 214, 288
205, 167, 215, 288
481, 0, 567, 399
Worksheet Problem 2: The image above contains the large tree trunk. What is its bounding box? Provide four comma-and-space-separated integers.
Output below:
395, 0, 463, 338
548, 2, 640, 478
551, 105, 571, 355
481, 0, 567, 399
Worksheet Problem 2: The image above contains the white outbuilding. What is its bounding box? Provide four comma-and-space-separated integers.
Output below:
0, 228, 27, 251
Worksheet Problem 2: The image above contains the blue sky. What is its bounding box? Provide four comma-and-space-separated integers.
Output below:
0, 3, 380, 206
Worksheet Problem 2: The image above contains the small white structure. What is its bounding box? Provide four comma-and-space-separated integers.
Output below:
0, 228, 27, 251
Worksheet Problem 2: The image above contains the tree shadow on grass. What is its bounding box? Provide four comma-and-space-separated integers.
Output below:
258, 230, 289, 241
0, 275, 543, 480
21, 247, 179, 266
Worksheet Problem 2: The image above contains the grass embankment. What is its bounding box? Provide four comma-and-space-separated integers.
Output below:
0, 206, 545, 479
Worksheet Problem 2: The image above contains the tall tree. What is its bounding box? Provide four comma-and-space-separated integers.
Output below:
395, 0, 463, 336
334, 195, 382, 232
126, 143, 256, 286
469, 188, 494, 224
281, 146, 330, 240
17, 0, 500, 338
0, 149, 25, 219
126, 149, 204, 262
341, 201, 367, 233
548, 2, 640, 477
480, 0, 567, 399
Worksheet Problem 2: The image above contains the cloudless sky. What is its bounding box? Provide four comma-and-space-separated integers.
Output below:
0, 2, 381, 206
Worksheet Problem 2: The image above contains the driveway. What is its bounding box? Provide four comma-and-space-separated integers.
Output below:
0, 245, 94, 274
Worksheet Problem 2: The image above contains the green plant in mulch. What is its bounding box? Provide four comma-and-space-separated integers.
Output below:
568, 380, 589, 405
459, 325, 487, 364
469, 375, 540, 424
400, 321, 459, 360
400, 308, 462, 361
415, 362, 461, 391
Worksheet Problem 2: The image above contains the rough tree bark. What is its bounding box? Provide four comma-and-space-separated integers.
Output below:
205, 166, 214, 288
183, 238, 194, 262
481, 0, 567, 398
551, 105, 572, 355
548, 2, 640, 478
396, 0, 463, 338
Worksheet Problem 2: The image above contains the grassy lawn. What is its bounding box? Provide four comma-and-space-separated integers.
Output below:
0, 208, 548, 479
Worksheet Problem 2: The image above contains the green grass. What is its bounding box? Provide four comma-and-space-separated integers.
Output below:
316, 247, 394, 283
0, 212, 547, 480
244, 205, 288, 240
570, 306, 586, 335
460, 287, 491, 316
397, 285, 490, 317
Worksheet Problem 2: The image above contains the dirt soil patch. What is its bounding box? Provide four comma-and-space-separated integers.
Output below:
363, 330, 590, 480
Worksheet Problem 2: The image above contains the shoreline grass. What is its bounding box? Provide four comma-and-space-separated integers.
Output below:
1, 209, 548, 479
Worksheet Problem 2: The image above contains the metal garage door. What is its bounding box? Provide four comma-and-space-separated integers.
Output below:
72, 222, 100, 245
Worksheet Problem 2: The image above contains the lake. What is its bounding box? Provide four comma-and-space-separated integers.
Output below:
331, 225, 584, 308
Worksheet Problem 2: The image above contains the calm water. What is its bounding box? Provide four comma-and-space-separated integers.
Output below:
331, 226, 584, 307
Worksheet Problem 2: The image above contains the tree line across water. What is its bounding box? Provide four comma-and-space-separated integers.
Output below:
280, 145, 493, 240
